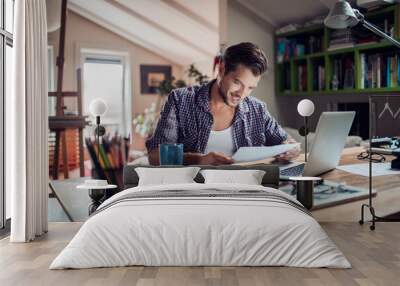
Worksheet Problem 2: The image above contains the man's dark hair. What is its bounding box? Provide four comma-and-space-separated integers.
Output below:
222, 42, 268, 76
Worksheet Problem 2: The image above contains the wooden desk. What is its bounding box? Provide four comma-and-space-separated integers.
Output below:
313, 147, 400, 222
241, 147, 400, 222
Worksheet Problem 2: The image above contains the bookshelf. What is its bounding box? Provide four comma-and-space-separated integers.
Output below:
275, 4, 400, 96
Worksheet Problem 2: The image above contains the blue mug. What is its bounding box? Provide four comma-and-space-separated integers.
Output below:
159, 143, 184, 165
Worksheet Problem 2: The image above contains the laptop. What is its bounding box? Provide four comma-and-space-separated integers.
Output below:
279, 111, 356, 178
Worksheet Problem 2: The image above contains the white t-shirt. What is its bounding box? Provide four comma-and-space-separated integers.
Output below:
204, 126, 235, 156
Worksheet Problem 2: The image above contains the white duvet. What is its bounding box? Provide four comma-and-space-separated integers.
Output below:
50, 183, 351, 269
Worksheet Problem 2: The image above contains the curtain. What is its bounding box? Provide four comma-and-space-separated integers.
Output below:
9, 0, 48, 242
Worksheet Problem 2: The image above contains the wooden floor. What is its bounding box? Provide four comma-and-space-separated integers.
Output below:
0, 222, 399, 286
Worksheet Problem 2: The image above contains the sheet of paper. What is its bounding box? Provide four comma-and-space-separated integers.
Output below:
232, 143, 299, 163
336, 163, 400, 177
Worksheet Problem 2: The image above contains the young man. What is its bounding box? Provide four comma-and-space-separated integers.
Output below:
146, 42, 300, 165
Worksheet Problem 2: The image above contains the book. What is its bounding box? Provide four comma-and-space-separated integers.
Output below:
377, 55, 381, 88
387, 56, 391, 87
360, 53, 365, 89
298, 66, 303, 91
398, 55, 400, 87
392, 56, 397, 88
318, 65, 325, 90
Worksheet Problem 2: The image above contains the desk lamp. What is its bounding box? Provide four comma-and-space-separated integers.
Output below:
325, 1, 400, 230
89, 98, 108, 158
297, 99, 315, 162
324, 0, 400, 48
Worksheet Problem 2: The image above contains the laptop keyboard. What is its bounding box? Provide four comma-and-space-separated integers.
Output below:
280, 164, 305, 177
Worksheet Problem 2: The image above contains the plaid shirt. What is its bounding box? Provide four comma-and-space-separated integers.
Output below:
146, 80, 288, 154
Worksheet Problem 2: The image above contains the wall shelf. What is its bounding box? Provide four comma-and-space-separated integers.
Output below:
275, 4, 400, 97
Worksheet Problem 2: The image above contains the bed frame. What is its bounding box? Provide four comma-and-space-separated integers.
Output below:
123, 164, 280, 189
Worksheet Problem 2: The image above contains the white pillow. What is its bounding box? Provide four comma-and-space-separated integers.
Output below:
135, 167, 201, 186
200, 169, 266, 185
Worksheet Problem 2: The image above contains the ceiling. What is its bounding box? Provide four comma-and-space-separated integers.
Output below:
236, 0, 357, 28
66, 0, 360, 65
68, 0, 219, 65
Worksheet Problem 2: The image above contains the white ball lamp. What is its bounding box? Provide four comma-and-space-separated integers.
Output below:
297, 99, 315, 162
89, 98, 108, 118
89, 98, 108, 157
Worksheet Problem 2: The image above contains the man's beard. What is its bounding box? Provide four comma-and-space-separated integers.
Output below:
217, 82, 230, 106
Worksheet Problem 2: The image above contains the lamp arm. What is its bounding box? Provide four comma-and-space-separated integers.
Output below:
354, 9, 400, 49
362, 20, 400, 48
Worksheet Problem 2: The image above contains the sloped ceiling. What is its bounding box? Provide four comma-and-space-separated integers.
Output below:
67, 0, 360, 65
235, 0, 357, 28
68, 0, 219, 65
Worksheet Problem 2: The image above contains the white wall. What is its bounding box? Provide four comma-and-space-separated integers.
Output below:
226, 0, 279, 119
48, 10, 184, 118
183, 58, 215, 86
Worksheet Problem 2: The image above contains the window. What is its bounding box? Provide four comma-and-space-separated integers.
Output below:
81, 51, 132, 138
1, 0, 14, 231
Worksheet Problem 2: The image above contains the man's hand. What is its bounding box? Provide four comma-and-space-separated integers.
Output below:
198, 152, 234, 165
275, 138, 301, 162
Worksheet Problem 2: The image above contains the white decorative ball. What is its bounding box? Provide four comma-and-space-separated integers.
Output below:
89, 98, 108, 116
297, 99, 315, 117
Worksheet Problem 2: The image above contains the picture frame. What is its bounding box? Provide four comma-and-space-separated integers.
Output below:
140, 65, 172, 94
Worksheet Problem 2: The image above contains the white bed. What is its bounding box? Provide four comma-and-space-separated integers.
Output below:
50, 183, 350, 269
